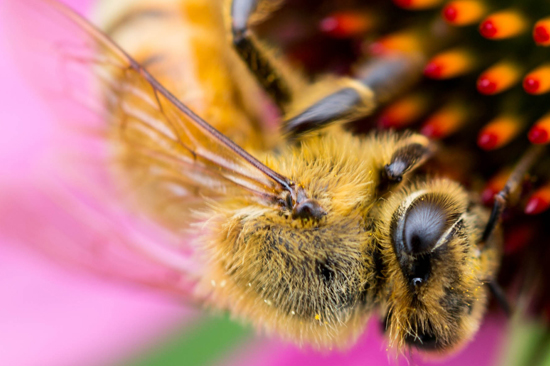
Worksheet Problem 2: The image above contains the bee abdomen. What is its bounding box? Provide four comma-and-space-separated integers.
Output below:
201, 211, 376, 347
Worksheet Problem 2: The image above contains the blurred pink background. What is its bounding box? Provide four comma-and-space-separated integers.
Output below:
0, 1, 192, 365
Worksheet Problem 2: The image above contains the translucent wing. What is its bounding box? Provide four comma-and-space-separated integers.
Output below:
6, 0, 295, 211
2, 0, 297, 302
0, 178, 202, 304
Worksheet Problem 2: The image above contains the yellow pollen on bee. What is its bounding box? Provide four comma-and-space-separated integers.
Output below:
315, 314, 321, 320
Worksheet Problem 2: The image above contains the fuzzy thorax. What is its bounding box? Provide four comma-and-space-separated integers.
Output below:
196, 131, 393, 348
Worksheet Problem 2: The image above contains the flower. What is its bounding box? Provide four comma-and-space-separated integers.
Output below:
1, 0, 549, 365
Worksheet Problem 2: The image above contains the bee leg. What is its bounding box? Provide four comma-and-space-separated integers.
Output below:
487, 281, 512, 316
230, 0, 365, 137
230, 0, 292, 111
281, 81, 374, 137
230, 0, 424, 136
481, 146, 545, 318
282, 54, 424, 138
378, 134, 435, 192
481, 145, 547, 244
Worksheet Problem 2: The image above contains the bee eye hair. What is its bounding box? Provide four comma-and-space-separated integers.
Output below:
403, 200, 448, 255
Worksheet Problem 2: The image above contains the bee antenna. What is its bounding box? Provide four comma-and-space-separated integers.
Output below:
487, 281, 513, 317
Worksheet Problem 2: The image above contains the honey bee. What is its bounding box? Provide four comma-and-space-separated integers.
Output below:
8, 0, 546, 355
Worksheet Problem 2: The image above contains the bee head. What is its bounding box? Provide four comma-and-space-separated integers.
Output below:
377, 179, 499, 353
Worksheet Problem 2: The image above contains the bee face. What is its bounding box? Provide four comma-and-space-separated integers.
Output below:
377, 179, 498, 352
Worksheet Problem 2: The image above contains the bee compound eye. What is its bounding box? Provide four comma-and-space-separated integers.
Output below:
403, 199, 448, 255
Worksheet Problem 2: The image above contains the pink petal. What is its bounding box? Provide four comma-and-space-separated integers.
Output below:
0, 241, 193, 366
0, 1, 197, 364
222, 315, 506, 366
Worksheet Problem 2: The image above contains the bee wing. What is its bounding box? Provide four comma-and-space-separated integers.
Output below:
0, 178, 202, 305
7, 0, 293, 206
3, 0, 295, 304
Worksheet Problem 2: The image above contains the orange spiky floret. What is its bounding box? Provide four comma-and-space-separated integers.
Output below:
320, 11, 375, 38
420, 103, 468, 139
477, 115, 523, 150
528, 113, 550, 145
377, 93, 430, 129
479, 10, 527, 40
524, 65, 550, 95
424, 49, 475, 79
533, 17, 550, 46
442, 1, 487, 26
476, 61, 522, 95
525, 183, 550, 215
